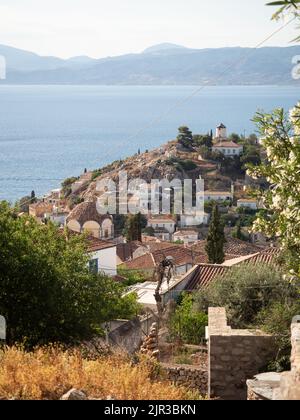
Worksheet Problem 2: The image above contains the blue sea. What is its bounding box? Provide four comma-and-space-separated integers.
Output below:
0, 85, 299, 203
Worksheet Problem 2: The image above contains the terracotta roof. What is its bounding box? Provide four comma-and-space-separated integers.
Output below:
122, 253, 156, 271
66, 201, 112, 226
86, 236, 116, 252
29, 202, 53, 209
174, 230, 199, 236
191, 237, 264, 258
186, 264, 229, 290
204, 191, 233, 196
58, 229, 115, 253
213, 142, 242, 149
241, 248, 280, 265
122, 245, 207, 271
146, 242, 178, 252
148, 218, 176, 224
185, 248, 279, 291
237, 199, 257, 203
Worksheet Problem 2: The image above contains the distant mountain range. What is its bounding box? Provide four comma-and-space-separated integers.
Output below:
0, 43, 299, 85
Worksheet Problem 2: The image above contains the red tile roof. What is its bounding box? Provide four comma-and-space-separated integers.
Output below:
58, 229, 115, 253
122, 244, 207, 271
213, 141, 242, 149
191, 237, 264, 258
185, 248, 279, 291
86, 236, 116, 252
122, 253, 155, 271
186, 264, 229, 290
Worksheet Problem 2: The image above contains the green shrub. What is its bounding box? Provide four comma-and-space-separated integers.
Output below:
257, 301, 300, 372
195, 263, 296, 328
169, 294, 208, 345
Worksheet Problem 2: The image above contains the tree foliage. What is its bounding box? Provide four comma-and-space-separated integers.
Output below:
193, 133, 213, 148
177, 126, 193, 149
257, 300, 300, 371
195, 263, 296, 328
117, 268, 146, 287
169, 293, 208, 345
248, 105, 300, 276
205, 205, 226, 264
0, 202, 139, 347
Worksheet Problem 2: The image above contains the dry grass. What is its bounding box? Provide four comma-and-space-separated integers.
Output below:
0, 346, 201, 400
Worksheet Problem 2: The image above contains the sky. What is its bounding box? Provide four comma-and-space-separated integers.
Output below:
0, 0, 297, 58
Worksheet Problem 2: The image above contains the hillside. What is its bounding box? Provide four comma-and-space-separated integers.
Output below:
66, 137, 247, 206
1, 44, 300, 85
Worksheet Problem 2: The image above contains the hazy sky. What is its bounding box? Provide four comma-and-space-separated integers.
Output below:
0, 0, 297, 58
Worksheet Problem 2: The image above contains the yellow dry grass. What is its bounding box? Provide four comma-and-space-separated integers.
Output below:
0, 346, 201, 400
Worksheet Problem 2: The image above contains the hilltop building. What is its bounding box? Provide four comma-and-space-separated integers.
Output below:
212, 141, 244, 157
213, 123, 244, 157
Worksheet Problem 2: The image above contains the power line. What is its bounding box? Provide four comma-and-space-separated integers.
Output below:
9, 17, 296, 214
120, 16, 297, 146
15, 15, 297, 205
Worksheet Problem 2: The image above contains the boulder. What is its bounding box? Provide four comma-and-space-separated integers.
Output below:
60, 389, 88, 401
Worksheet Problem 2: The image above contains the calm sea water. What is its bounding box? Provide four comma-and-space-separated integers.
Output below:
0, 85, 299, 202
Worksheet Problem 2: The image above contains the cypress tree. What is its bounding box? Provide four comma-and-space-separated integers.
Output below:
205, 204, 226, 264
235, 221, 243, 240
30, 190, 36, 204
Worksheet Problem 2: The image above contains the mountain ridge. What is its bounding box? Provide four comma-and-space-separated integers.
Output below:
0, 43, 299, 85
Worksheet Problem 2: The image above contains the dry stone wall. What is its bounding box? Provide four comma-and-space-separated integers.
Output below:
161, 364, 207, 396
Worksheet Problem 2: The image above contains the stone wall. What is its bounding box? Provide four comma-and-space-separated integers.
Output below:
208, 308, 276, 400
161, 363, 208, 396
247, 315, 300, 401
107, 314, 155, 354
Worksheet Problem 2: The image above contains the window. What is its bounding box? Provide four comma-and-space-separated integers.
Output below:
89, 258, 98, 274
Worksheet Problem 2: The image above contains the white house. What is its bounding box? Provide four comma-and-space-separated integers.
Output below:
180, 212, 210, 227
173, 230, 199, 245
147, 217, 176, 237
237, 199, 258, 211
127, 267, 195, 311
46, 211, 69, 226
204, 191, 233, 202
87, 237, 117, 277
212, 141, 244, 157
